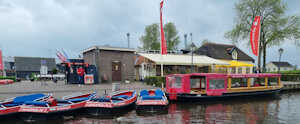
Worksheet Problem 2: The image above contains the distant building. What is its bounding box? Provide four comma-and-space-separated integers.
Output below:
266, 61, 293, 72
81, 46, 137, 82
194, 43, 255, 74
14, 57, 56, 78
3, 56, 15, 77
134, 52, 230, 80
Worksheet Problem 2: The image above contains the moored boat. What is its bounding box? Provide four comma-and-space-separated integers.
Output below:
136, 89, 169, 112
166, 73, 283, 102
0, 93, 52, 120
85, 90, 136, 115
18, 92, 97, 121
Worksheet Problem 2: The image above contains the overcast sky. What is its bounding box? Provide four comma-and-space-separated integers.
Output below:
0, 0, 299, 67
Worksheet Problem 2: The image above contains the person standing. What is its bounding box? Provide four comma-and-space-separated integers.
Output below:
77, 66, 86, 87
255, 67, 261, 85
255, 68, 261, 73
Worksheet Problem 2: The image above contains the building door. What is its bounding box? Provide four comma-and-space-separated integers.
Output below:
112, 62, 122, 81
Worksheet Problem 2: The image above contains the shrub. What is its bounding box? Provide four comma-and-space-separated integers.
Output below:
281, 74, 300, 81
0, 77, 16, 82
52, 68, 58, 74
144, 76, 166, 87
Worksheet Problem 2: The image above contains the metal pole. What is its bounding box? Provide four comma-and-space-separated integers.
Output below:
278, 54, 281, 73
191, 52, 193, 73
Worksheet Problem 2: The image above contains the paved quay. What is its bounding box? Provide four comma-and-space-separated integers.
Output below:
0, 80, 157, 101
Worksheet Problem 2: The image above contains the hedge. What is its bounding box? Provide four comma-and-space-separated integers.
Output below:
0, 77, 16, 82
144, 76, 166, 87
281, 74, 300, 81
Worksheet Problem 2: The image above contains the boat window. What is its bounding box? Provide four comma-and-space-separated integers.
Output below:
174, 76, 182, 88
190, 78, 200, 88
209, 79, 225, 89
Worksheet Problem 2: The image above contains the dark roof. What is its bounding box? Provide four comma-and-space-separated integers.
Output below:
194, 43, 254, 62
271, 61, 293, 67
14, 57, 56, 71
134, 55, 145, 66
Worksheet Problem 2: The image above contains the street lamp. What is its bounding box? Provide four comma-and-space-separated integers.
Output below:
190, 43, 196, 73
278, 48, 283, 73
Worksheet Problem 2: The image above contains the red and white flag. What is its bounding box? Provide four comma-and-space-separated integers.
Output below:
0, 50, 3, 70
160, 0, 167, 54
250, 16, 261, 56
56, 50, 68, 63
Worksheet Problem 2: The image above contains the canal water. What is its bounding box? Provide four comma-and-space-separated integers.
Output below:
3, 91, 300, 124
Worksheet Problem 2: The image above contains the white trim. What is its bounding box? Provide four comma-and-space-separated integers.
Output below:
138, 53, 230, 66
81, 46, 137, 54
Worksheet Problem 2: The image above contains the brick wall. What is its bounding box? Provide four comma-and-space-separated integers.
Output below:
83, 50, 134, 82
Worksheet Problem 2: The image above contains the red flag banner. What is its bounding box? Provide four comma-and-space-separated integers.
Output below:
0, 50, 3, 70
160, 0, 167, 54
250, 16, 261, 56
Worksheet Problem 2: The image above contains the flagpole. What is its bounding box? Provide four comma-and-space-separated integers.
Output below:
160, 0, 164, 77
0, 47, 6, 77
257, 17, 261, 70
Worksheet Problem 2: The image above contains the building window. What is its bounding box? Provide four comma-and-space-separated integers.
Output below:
232, 50, 237, 60
232, 67, 236, 74
238, 67, 242, 74
246, 67, 250, 74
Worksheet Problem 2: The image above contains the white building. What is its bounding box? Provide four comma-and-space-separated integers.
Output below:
266, 61, 293, 72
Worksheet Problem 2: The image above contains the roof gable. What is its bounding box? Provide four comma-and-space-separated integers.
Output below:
270, 61, 293, 67
194, 43, 254, 62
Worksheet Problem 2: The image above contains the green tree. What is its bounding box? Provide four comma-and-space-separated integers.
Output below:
224, 0, 300, 72
52, 68, 58, 74
138, 23, 160, 51
164, 22, 181, 51
138, 22, 181, 51
201, 39, 212, 46
293, 64, 298, 70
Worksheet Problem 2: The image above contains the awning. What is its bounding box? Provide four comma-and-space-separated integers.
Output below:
215, 61, 254, 67
138, 53, 230, 66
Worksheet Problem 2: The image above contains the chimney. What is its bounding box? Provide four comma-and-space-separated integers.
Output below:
190, 32, 193, 43
127, 32, 130, 48
184, 33, 187, 49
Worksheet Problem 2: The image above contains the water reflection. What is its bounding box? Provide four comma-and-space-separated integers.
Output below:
4, 91, 300, 124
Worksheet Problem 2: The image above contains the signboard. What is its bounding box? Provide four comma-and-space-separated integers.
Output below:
40, 66, 48, 75
41, 60, 46, 66
84, 74, 94, 84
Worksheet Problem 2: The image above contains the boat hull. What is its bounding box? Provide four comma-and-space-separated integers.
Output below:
167, 88, 282, 102
19, 107, 84, 121
85, 100, 136, 115
136, 105, 168, 112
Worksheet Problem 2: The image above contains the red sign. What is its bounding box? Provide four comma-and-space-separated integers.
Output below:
137, 101, 168, 105
19, 107, 49, 113
160, 0, 167, 54
0, 50, 3, 70
250, 16, 261, 56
